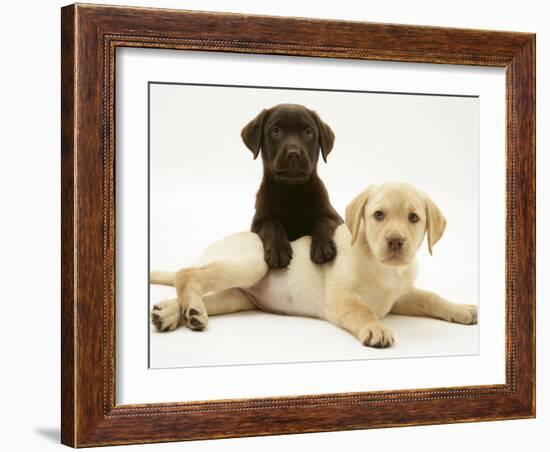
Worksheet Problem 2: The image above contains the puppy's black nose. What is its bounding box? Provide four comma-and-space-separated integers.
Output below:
386, 235, 405, 251
286, 149, 301, 161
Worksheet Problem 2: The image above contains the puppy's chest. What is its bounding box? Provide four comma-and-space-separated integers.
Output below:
272, 207, 318, 239
354, 271, 413, 318
272, 202, 316, 222
264, 190, 318, 217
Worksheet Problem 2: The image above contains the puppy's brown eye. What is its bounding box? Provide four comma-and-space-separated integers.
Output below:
270, 126, 281, 137
408, 213, 419, 223
374, 210, 385, 221
304, 128, 314, 139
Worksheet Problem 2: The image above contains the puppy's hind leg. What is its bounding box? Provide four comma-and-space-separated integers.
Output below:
151, 298, 184, 332
203, 288, 257, 316
176, 259, 266, 330
173, 232, 268, 330
150, 232, 267, 332
150, 286, 258, 332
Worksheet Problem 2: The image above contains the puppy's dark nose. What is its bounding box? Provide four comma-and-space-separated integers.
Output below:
286, 149, 301, 161
386, 235, 405, 251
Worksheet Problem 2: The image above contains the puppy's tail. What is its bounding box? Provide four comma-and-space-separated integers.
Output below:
150, 271, 176, 286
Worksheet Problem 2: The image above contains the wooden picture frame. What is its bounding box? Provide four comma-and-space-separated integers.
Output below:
61, 3, 535, 447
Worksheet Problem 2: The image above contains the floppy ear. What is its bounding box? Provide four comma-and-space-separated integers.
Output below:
310, 110, 335, 163
345, 187, 372, 245
241, 109, 268, 159
425, 194, 447, 255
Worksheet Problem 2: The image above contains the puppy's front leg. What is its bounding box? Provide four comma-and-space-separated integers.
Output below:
252, 218, 292, 268
391, 288, 477, 325
310, 215, 340, 264
325, 289, 395, 348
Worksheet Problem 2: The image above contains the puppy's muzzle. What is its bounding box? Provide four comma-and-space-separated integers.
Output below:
273, 146, 311, 179
286, 148, 302, 166
386, 234, 405, 251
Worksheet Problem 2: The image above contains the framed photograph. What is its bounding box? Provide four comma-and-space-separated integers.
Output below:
61, 3, 535, 447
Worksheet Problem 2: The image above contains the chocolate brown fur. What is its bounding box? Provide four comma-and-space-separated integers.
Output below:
241, 103, 342, 268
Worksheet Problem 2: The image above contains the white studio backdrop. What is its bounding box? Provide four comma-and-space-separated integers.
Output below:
116, 47, 505, 404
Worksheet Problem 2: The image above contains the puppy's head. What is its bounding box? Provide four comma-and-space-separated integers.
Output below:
345, 182, 446, 266
241, 104, 335, 184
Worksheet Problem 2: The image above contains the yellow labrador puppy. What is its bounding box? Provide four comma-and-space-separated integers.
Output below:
150, 182, 477, 347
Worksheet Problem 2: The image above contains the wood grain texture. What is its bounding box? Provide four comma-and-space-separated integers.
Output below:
60, 5, 76, 447
60, 3, 536, 447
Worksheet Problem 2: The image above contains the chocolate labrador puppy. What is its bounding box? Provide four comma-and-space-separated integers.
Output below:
241, 103, 342, 268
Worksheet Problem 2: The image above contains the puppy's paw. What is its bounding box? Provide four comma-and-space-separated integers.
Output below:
151, 299, 182, 332
264, 242, 293, 268
310, 238, 337, 264
359, 324, 395, 348
447, 303, 478, 325
184, 304, 209, 331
